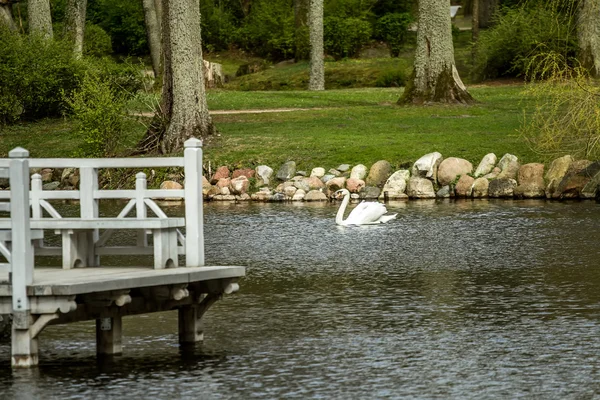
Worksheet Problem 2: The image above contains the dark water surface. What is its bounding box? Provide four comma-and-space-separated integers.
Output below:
1, 199, 600, 399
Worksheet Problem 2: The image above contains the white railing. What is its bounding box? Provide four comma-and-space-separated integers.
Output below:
0, 138, 205, 269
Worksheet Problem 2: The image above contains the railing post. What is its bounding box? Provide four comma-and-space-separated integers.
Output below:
79, 166, 99, 266
135, 172, 148, 247
9, 147, 37, 367
30, 173, 42, 219
184, 138, 204, 267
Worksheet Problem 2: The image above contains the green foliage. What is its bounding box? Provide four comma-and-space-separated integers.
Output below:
87, 0, 147, 56
521, 53, 600, 160
375, 13, 412, 57
84, 24, 113, 57
85, 58, 148, 98
375, 69, 407, 87
238, 0, 296, 60
63, 72, 126, 157
324, 17, 372, 60
473, 4, 578, 80
0, 26, 84, 124
201, 0, 240, 53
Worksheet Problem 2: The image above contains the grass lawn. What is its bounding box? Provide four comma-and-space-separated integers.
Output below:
0, 84, 538, 173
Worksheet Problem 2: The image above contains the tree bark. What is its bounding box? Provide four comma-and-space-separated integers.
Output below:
308, 0, 324, 90
0, 0, 17, 31
578, 0, 600, 77
479, 0, 498, 29
294, 0, 309, 60
472, 0, 479, 63
399, 0, 474, 105
27, 0, 52, 39
142, 0, 162, 79
137, 0, 215, 154
64, 0, 87, 58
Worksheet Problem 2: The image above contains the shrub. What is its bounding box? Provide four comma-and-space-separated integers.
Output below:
375, 69, 407, 87
63, 72, 126, 157
324, 17, 372, 60
84, 24, 113, 57
473, 5, 578, 80
375, 13, 413, 57
0, 26, 84, 123
84, 57, 147, 98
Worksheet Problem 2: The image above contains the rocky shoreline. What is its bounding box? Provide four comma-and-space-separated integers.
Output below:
2, 152, 599, 202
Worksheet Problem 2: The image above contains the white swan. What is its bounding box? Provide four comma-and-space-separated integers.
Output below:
334, 189, 397, 226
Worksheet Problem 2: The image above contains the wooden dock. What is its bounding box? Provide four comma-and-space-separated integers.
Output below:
0, 139, 245, 368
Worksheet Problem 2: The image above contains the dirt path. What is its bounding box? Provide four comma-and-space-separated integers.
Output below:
133, 108, 324, 118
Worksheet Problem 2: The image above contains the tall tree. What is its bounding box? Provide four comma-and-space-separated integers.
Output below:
27, 0, 53, 38
0, 0, 17, 31
142, 0, 162, 79
479, 0, 498, 28
577, 0, 600, 77
137, 0, 215, 154
308, 0, 324, 90
399, 0, 473, 105
64, 0, 87, 57
294, 0, 309, 60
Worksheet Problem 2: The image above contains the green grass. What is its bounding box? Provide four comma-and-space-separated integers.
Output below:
1, 85, 539, 174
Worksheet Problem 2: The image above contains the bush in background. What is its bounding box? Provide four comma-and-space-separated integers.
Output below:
375, 13, 413, 57
324, 17, 372, 60
84, 24, 113, 57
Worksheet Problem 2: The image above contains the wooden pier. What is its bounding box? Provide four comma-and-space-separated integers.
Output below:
0, 139, 245, 368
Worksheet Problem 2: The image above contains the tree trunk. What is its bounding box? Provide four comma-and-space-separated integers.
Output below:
0, 1, 17, 31
472, 0, 479, 63
137, 0, 215, 155
142, 0, 162, 80
294, 0, 309, 60
27, 0, 52, 38
399, 0, 474, 105
308, 0, 324, 90
578, 0, 600, 77
479, 0, 498, 29
64, 0, 87, 58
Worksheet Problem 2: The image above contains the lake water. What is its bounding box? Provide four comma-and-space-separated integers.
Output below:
1, 199, 600, 399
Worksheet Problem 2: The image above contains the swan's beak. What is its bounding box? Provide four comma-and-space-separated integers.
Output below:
333, 190, 343, 200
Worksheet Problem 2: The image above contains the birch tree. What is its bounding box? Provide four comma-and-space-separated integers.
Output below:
577, 0, 600, 77
399, 0, 473, 105
137, 0, 215, 154
27, 0, 53, 38
308, 0, 324, 91
0, 0, 17, 31
142, 0, 162, 80
64, 0, 87, 57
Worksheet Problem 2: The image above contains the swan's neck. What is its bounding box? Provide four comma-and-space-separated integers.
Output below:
335, 191, 350, 226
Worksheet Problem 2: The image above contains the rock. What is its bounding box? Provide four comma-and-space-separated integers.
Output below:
236, 193, 251, 201
251, 188, 273, 201
379, 170, 410, 199
293, 178, 310, 192
220, 186, 231, 195
472, 178, 489, 198
216, 177, 231, 188
359, 186, 381, 199
455, 175, 475, 197
346, 178, 365, 193
412, 152, 443, 182
214, 194, 236, 201
229, 176, 250, 195
496, 154, 520, 180
514, 163, 545, 199
310, 167, 326, 178
202, 177, 213, 196
206, 185, 221, 197
436, 185, 453, 198
255, 165, 274, 186
210, 166, 230, 184
42, 181, 60, 191
41, 168, 54, 183
497, 153, 518, 172
545, 155, 573, 198
232, 168, 255, 179
326, 177, 346, 192
407, 177, 436, 198
581, 163, 600, 198
61, 167, 76, 183
160, 180, 183, 190
350, 164, 368, 180
321, 174, 335, 184
437, 157, 473, 187
292, 189, 306, 201
68, 172, 80, 188
366, 160, 392, 187
336, 164, 351, 172
276, 161, 296, 181
327, 168, 341, 177
483, 167, 501, 180
304, 190, 328, 201
271, 193, 286, 201
474, 153, 497, 177
488, 178, 517, 198
284, 185, 297, 197
305, 176, 325, 190
553, 160, 595, 199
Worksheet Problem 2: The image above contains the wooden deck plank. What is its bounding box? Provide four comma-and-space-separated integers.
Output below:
0, 266, 245, 296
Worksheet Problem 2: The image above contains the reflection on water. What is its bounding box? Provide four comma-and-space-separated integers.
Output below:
1, 199, 600, 399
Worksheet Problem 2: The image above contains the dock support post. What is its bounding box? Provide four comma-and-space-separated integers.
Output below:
11, 312, 38, 368
96, 317, 122, 355
184, 138, 204, 267
178, 294, 220, 344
